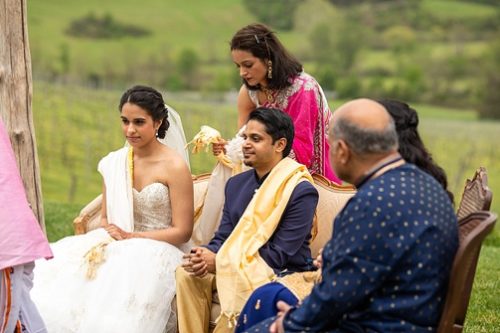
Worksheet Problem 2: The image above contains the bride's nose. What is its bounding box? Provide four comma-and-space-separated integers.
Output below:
126, 123, 136, 134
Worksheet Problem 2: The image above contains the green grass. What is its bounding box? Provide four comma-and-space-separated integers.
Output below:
419, 117, 500, 245
44, 201, 82, 242
464, 245, 500, 332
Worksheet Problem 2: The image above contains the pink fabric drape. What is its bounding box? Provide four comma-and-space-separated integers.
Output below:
250, 72, 340, 183
0, 119, 52, 270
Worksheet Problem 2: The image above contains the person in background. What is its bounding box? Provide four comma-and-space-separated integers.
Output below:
377, 99, 454, 204
213, 23, 339, 183
0, 118, 53, 333
245, 99, 458, 333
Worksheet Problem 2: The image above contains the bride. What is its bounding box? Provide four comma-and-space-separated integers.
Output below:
31, 85, 194, 333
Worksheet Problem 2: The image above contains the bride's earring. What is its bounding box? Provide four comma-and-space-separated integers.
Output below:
267, 60, 273, 79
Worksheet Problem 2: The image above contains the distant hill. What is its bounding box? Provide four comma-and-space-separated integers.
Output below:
28, 0, 255, 88
28, 0, 499, 111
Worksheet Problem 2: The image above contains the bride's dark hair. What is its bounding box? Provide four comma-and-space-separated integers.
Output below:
119, 85, 170, 139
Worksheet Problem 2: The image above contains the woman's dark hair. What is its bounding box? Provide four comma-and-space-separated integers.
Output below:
247, 107, 294, 158
119, 85, 170, 139
377, 99, 454, 204
230, 23, 302, 91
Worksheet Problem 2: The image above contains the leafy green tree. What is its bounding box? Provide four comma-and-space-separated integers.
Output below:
315, 67, 337, 91
177, 48, 200, 90
382, 25, 417, 54
58, 43, 70, 78
66, 12, 150, 39
242, 0, 303, 30
308, 12, 368, 76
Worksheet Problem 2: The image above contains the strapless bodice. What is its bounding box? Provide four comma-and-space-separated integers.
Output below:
133, 182, 172, 232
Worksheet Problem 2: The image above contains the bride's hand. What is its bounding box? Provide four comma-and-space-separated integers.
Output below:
211, 139, 227, 156
104, 224, 131, 240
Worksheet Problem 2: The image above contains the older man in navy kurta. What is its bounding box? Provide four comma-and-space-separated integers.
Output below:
286, 164, 457, 332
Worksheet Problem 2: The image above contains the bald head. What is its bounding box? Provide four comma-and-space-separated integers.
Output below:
330, 98, 398, 155
334, 99, 392, 131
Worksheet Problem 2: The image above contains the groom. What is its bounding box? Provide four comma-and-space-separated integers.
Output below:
176, 107, 319, 333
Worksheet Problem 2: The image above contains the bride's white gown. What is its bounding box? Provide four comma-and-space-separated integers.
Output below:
31, 183, 186, 333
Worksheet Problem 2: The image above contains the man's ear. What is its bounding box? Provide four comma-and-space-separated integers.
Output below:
274, 138, 287, 153
336, 139, 350, 165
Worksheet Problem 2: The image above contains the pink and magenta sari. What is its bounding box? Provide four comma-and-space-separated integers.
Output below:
248, 72, 340, 183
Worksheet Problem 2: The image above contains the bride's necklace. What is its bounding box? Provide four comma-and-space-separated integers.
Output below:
260, 86, 274, 103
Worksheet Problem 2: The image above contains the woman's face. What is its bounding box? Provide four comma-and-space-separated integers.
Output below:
231, 49, 268, 87
120, 102, 160, 147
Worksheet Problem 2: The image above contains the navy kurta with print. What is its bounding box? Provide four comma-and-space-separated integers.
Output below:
205, 168, 318, 273
247, 164, 458, 333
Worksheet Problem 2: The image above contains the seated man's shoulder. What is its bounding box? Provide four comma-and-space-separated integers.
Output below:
295, 179, 318, 196
227, 169, 255, 185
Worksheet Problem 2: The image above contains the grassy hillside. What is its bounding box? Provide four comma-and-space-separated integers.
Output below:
28, 0, 253, 83
28, 0, 499, 111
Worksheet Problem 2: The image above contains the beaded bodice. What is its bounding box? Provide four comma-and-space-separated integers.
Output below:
133, 182, 172, 232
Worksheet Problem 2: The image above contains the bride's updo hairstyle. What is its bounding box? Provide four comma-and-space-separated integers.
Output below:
119, 85, 170, 139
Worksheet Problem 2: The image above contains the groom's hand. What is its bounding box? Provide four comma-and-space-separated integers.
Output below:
197, 248, 216, 275
182, 247, 216, 277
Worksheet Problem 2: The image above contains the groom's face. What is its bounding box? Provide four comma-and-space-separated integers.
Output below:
242, 120, 284, 170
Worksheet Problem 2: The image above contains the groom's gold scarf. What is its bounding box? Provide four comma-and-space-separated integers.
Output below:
215, 157, 313, 327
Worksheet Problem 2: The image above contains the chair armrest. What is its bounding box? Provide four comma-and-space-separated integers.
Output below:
73, 194, 103, 234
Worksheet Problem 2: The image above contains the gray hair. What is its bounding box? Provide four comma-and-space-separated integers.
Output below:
331, 116, 399, 155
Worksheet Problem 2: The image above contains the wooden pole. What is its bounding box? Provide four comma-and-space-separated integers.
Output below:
0, 0, 45, 231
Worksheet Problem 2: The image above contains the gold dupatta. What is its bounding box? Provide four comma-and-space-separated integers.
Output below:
215, 158, 313, 327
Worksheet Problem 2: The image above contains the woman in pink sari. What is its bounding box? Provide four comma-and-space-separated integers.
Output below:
214, 23, 339, 183
192, 23, 340, 248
